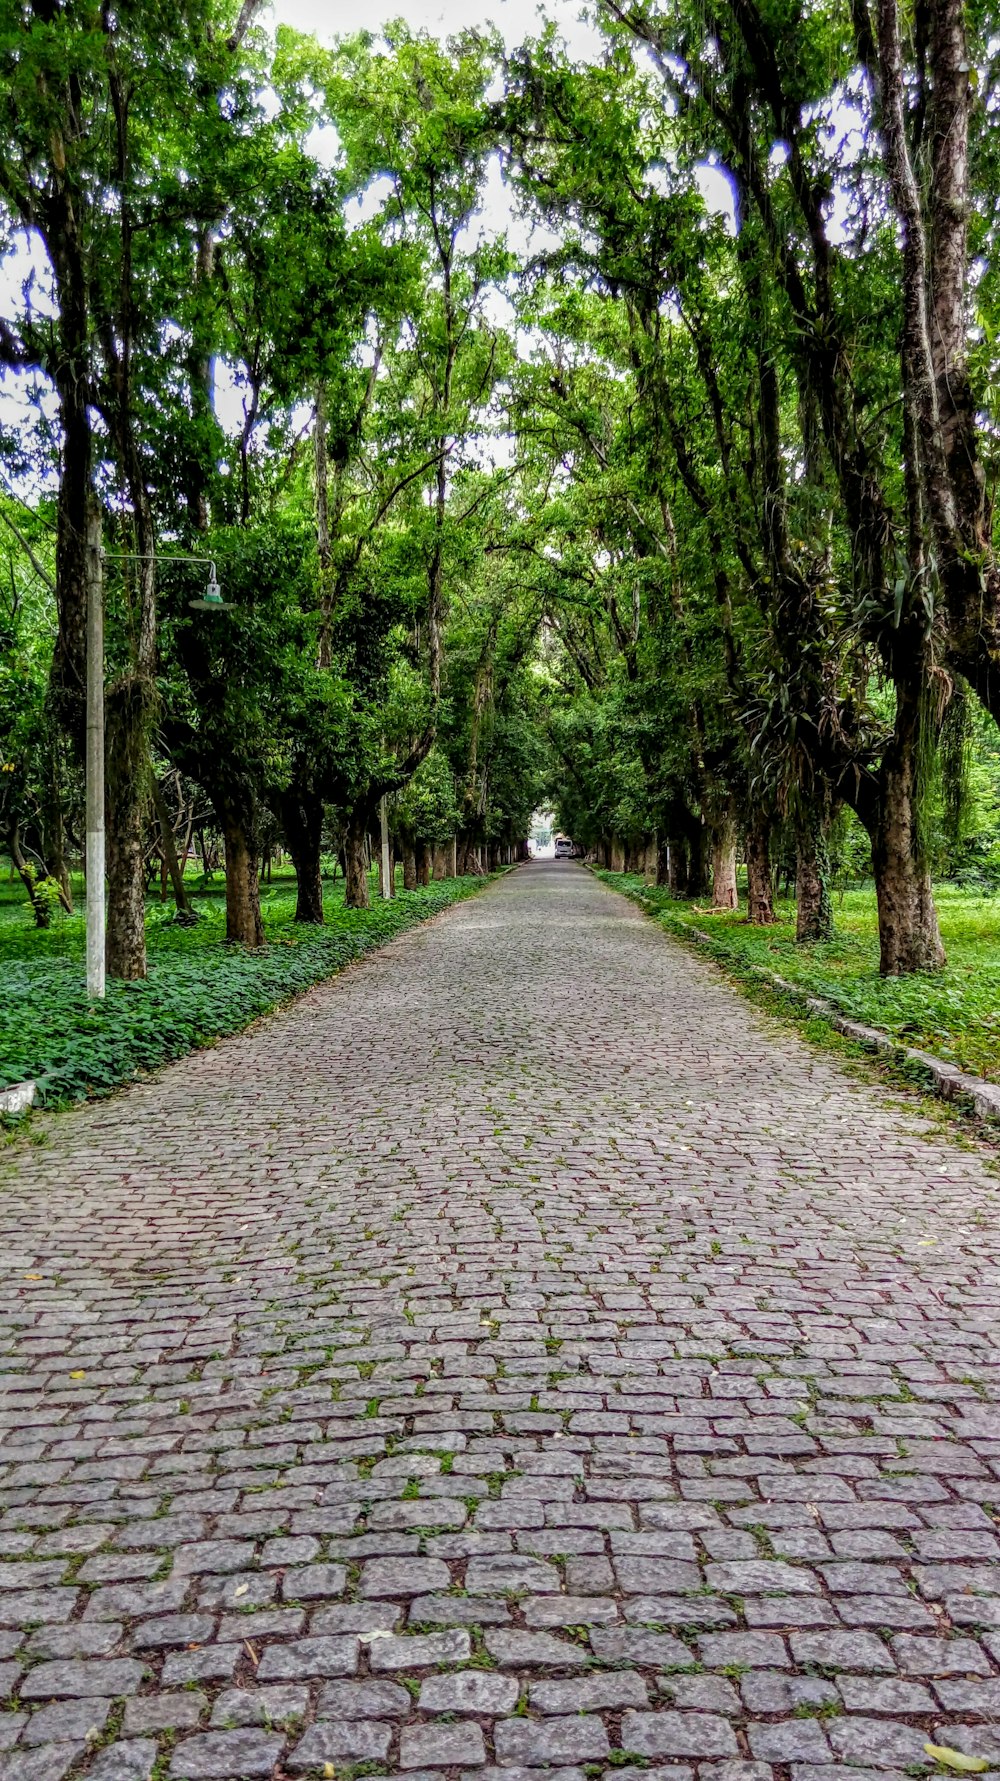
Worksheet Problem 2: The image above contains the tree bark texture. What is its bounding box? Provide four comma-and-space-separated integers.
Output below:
711, 811, 739, 910
280, 791, 325, 924
795, 812, 834, 943
745, 817, 776, 925
344, 809, 370, 909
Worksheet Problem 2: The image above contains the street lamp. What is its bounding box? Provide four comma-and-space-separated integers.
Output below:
87, 551, 230, 999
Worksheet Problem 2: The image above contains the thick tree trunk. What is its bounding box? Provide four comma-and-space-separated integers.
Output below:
745, 816, 776, 925
219, 800, 264, 946
795, 811, 834, 943
280, 791, 325, 924
869, 682, 945, 974
656, 843, 671, 887
432, 844, 448, 881
711, 811, 739, 911
344, 809, 370, 909
105, 773, 148, 977
609, 838, 625, 872
402, 846, 418, 891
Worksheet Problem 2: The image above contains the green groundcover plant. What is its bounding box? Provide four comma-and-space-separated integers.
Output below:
601, 875, 1000, 1085
0, 873, 494, 1106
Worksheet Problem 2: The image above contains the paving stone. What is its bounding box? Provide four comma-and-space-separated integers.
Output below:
747, 1721, 833, 1763
659, 1674, 741, 1713
529, 1673, 650, 1713
20, 1658, 145, 1699
359, 1556, 451, 1596
486, 1629, 591, 1667
524, 1593, 617, 1626
401, 1722, 487, 1768
620, 1711, 739, 1759
4, 865, 1000, 1781
495, 1717, 610, 1766
209, 1684, 308, 1726
317, 1679, 412, 1717
466, 1555, 560, 1593
419, 1671, 521, 1714
839, 1677, 937, 1713
255, 1635, 359, 1680
311, 1602, 402, 1635
130, 1613, 215, 1648
23, 1623, 125, 1659
0, 1716, 27, 1751
124, 1693, 207, 1734
0, 1746, 86, 1781
589, 1627, 692, 1666
281, 1562, 347, 1599
827, 1717, 932, 1766
161, 1647, 240, 1685
288, 1719, 394, 1765
21, 1696, 112, 1744
892, 1635, 992, 1675
699, 1632, 789, 1668
789, 1630, 896, 1671
168, 1729, 285, 1777
740, 1673, 840, 1714
88, 1742, 159, 1781
369, 1629, 471, 1670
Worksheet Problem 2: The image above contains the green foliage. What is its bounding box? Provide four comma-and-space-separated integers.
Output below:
0, 873, 497, 1105
609, 875, 1000, 1085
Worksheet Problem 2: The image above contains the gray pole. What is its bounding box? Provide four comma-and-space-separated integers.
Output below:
85, 506, 105, 999
379, 795, 392, 898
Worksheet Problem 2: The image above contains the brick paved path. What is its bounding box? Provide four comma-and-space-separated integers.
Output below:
2, 861, 1000, 1781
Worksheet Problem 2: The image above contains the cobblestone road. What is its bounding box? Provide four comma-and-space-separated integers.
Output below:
2, 861, 1000, 1781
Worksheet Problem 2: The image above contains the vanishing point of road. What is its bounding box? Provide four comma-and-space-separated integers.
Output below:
1, 862, 999, 1781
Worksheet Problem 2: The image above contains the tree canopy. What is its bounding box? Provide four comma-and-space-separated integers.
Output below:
1, 0, 999, 979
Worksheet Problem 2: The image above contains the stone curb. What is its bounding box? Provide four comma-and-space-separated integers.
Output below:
0, 1079, 36, 1115
610, 878, 1000, 1127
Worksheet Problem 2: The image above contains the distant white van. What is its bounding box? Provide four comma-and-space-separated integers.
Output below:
554, 836, 574, 858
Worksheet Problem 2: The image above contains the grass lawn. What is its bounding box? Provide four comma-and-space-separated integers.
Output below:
602, 874, 1000, 1084
0, 867, 494, 1106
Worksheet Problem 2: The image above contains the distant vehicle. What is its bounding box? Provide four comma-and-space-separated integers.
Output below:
554, 836, 574, 858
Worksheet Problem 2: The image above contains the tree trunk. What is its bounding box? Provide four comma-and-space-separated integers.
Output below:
151, 774, 196, 922
870, 680, 945, 974
8, 826, 53, 929
609, 838, 625, 872
105, 766, 148, 977
280, 791, 324, 924
344, 808, 370, 909
402, 845, 418, 891
656, 843, 671, 887
432, 844, 448, 881
686, 823, 710, 898
219, 798, 265, 946
41, 746, 73, 911
711, 811, 739, 910
745, 816, 776, 925
795, 810, 834, 943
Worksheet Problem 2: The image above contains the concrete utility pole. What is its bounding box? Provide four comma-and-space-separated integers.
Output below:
379, 796, 393, 897
85, 508, 105, 1000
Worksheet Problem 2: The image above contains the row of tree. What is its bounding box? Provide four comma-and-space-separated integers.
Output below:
2, 0, 999, 976
502, 0, 1000, 971
0, 8, 542, 972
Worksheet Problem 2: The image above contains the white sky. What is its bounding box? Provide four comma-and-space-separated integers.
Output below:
268, 0, 605, 57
